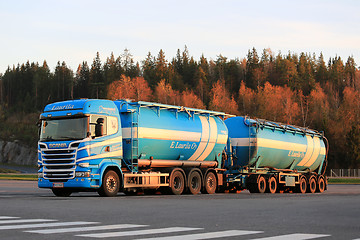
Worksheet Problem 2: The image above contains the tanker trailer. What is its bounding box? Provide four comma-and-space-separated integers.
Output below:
114, 100, 230, 195
224, 116, 328, 194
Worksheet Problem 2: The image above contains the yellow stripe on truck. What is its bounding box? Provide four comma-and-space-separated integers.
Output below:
189, 116, 209, 160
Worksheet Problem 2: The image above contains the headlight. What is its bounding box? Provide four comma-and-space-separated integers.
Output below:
75, 172, 90, 178
78, 162, 90, 168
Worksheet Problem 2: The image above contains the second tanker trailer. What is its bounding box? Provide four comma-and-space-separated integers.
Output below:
37, 99, 328, 196
223, 116, 328, 194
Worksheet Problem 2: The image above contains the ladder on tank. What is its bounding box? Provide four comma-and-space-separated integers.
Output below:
130, 110, 139, 173
248, 119, 258, 169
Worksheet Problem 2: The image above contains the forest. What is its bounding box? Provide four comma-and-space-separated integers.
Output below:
0, 47, 359, 170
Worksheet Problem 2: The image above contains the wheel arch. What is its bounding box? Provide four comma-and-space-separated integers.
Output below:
99, 163, 123, 190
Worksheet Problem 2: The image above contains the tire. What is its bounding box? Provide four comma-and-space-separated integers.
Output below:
188, 170, 202, 195
52, 188, 72, 197
317, 176, 326, 193
170, 170, 185, 195
267, 176, 277, 194
257, 175, 266, 193
98, 170, 120, 197
296, 176, 307, 194
203, 172, 217, 194
308, 176, 317, 193
248, 183, 258, 193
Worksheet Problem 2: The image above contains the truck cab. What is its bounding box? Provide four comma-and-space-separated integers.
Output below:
38, 99, 123, 196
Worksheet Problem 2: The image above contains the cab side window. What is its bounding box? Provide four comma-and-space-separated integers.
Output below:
107, 116, 118, 135
90, 115, 107, 138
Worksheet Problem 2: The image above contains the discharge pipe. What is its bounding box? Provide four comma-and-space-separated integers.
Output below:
137, 159, 218, 168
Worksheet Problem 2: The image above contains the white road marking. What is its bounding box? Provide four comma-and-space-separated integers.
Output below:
77, 227, 202, 238
0, 216, 20, 220
251, 233, 331, 240
25, 224, 147, 234
0, 219, 55, 224
0, 221, 98, 230
136, 230, 263, 240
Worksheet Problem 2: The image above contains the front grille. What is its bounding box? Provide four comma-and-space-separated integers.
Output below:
41, 147, 77, 180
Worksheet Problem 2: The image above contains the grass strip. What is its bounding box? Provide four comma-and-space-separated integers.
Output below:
0, 174, 37, 181
328, 178, 360, 184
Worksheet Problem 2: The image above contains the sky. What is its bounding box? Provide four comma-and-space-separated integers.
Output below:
0, 0, 359, 74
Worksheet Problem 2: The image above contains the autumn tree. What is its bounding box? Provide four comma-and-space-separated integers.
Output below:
107, 75, 152, 102
181, 89, 205, 109
238, 81, 256, 116
154, 79, 180, 105
256, 82, 300, 124
209, 80, 238, 114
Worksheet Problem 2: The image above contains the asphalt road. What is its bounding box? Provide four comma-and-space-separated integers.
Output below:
0, 181, 359, 240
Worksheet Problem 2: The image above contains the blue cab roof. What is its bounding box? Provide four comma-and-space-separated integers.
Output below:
41, 99, 118, 119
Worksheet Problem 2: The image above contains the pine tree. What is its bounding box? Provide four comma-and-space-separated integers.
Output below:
89, 52, 104, 98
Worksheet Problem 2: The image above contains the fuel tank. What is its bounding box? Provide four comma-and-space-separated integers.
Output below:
224, 116, 327, 173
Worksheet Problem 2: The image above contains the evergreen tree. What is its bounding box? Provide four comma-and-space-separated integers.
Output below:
75, 61, 90, 98
142, 52, 157, 89
89, 52, 104, 98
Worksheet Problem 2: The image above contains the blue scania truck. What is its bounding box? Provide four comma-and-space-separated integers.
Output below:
37, 99, 328, 196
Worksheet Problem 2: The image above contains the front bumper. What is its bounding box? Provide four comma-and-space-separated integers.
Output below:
38, 177, 96, 189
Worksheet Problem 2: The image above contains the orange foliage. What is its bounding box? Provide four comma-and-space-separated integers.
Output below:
308, 83, 330, 128
154, 79, 180, 105
181, 89, 205, 109
209, 80, 238, 114
338, 87, 360, 129
132, 76, 153, 101
256, 82, 300, 124
107, 75, 152, 101
238, 81, 256, 115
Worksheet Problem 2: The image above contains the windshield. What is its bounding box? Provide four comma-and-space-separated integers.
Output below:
40, 117, 88, 142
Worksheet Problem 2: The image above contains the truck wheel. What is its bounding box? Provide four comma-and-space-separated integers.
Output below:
170, 170, 185, 195
248, 184, 258, 193
257, 175, 266, 193
317, 176, 326, 193
52, 188, 72, 197
188, 170, 201, 195
98, 170, 120, 197
268, 176, 277, 194
296, 176, 307, 194
308, 176, 317, 193
203, 172, 217, 194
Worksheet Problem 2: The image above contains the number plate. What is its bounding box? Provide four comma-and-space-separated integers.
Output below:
53, 183, 64, 188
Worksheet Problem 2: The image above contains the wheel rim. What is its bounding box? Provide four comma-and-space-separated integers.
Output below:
318, 178, 325, 192
258, 176, 266, 193
174, 176, 181, 190
106, 176, 117, 192
191, 176, 199, 189
207, 176, 214, 189
310, 178, 316, 193
205, 172, 217, 194
269, 177, 277, 193
300, 178, 306, 193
